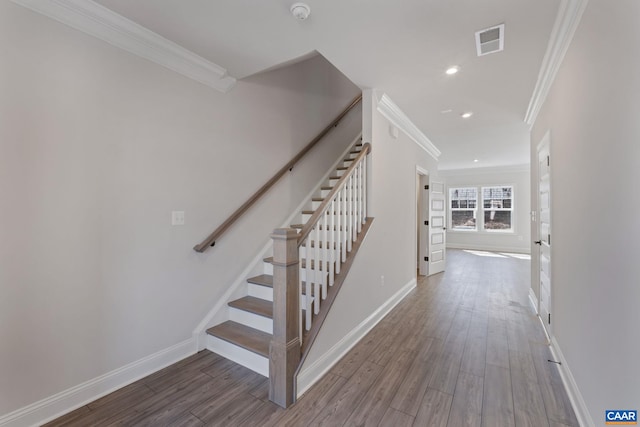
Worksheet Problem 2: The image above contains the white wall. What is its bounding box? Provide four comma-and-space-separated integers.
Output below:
530, 0, 640, 422
298, 90, 439, 385
0, 2, 360, 417
441, 166, 531, 253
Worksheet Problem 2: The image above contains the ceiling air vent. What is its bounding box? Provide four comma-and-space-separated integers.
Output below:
475, 24, 505, 56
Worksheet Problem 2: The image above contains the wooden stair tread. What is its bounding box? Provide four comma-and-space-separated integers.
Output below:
312, 198, 325, 202
336, 166, 349, 170
321, 186, 333, 191
228, 296, 273, 319
206, 321, 270, 358
246, 274, 273, 288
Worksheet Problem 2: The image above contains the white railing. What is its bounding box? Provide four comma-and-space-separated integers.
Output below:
296, 142, 371, 332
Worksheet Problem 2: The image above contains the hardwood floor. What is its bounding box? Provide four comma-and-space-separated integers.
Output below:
45, 249, 578, 427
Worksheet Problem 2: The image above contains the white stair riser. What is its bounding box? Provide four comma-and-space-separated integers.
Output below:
229, 307, 273, 334
248, 283, 273, 301
247, 283, 312, 306
206, 335, 268, 377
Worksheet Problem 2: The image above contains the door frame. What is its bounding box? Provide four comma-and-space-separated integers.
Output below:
416, 166, 429, 276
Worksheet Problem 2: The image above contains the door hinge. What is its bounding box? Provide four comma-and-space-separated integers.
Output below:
547, 155, 550, 167
548, 313, 551, 324
424, 257, 429, 261
424, 185, 429, 190
548, 234, 551, 245
424, 220, 429, 226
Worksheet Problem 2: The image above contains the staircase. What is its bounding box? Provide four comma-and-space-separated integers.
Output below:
205, 138, 366, 378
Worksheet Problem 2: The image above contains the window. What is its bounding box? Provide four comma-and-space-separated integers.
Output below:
482, 186, 513, 231
447, 185, 515, 232
449, 187, 477, 230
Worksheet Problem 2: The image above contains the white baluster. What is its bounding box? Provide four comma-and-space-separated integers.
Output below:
357, 162, 362, 233
341, 185, 347, 263
329, 198, 336, 284
313, 224, 320, 315
322, 210, 328, 299
347, 175, 353, 251
305, 234, 312, 330
363, 155, 367, 222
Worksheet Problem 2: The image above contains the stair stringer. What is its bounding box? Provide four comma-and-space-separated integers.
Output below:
192, 133, 363, 352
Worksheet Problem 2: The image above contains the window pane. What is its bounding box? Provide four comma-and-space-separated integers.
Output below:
451, 200, 459, 208
452, 211, 476, 230
503, 199, 511, 209
484, 211, 512, 230
460, 200, 467, 208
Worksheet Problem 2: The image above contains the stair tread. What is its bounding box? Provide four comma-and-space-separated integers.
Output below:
321, 186, 333, 190
228, 296, 273, 319
247, 274, 312, 294
246, 274, 273, 287
206, 321, 270, 358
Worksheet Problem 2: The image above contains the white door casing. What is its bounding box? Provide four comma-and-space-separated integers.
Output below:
418, 172, 429, 276
429, 179, 446, 275
537, 132, 552, 336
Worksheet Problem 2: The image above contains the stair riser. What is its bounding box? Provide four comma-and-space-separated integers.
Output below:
246, 283, 312, 306
206, 335, 269, 377
229, 307, 273, 334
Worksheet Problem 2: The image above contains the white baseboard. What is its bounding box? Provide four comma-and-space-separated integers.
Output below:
549, 337, 595, 427
192, 133, 364, 345
447, 243, 531, 254
528, 288, 539, 313
296, 278, 417, 397
0, 338, 197, 427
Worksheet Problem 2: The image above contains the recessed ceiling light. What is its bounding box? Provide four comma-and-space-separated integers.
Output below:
461, 112, 473, 119
445, 66, 459, 75
474, 159, 479, 163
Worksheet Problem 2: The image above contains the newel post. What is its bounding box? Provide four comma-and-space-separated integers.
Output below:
269, 228, 301, 408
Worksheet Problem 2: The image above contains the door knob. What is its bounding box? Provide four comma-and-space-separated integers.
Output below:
534, 240, 542, 245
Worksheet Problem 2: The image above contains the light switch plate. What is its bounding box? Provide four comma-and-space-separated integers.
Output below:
171, 211, 185, 226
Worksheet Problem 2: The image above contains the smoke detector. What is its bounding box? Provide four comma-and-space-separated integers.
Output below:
290, 3, 311, 20
475, 24, 505, 56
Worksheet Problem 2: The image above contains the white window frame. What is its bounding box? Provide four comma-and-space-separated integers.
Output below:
447, 184, 516, 234
481, 185, 514, 233
449, 187, 478, 231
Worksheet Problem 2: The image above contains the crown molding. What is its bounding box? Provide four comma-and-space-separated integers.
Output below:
524, 0, 589, 128
376, 93, 441, 161
11, 0, 236, 93
438, 163, 530, 176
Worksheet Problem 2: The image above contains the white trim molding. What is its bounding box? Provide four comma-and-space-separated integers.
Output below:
549, 337, 596, 427
296, 278, 417, 397
10, 0, 236, 93
438, 164, 530, 177
528, 287, 539, 313
376, 93, 441, 161
524, 0, 589, 127
0, 338, 197, 427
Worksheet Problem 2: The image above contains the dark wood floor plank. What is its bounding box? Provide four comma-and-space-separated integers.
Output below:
379, 407, 415, 427
512, 370, 549, 427
307, 361, 383, 426
344, 347, 416, 426
263, 373, 346, 427
144, 351, 222, 392
413, 387, 452, 427
482, 364, 515, 427
389, 337, 441, 416
170, 412, 205, 427
448, 371, 483, 427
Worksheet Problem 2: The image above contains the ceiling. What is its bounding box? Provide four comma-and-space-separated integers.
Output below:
94, 0, 560, 170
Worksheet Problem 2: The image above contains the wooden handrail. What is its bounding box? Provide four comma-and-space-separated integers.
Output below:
296, 142, 371, 247
194, 94, 362, 252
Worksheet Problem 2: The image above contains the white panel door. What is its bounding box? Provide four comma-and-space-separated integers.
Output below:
537, 136, 552, 336
418, 174, 429, 276
429, 179, 446, 275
